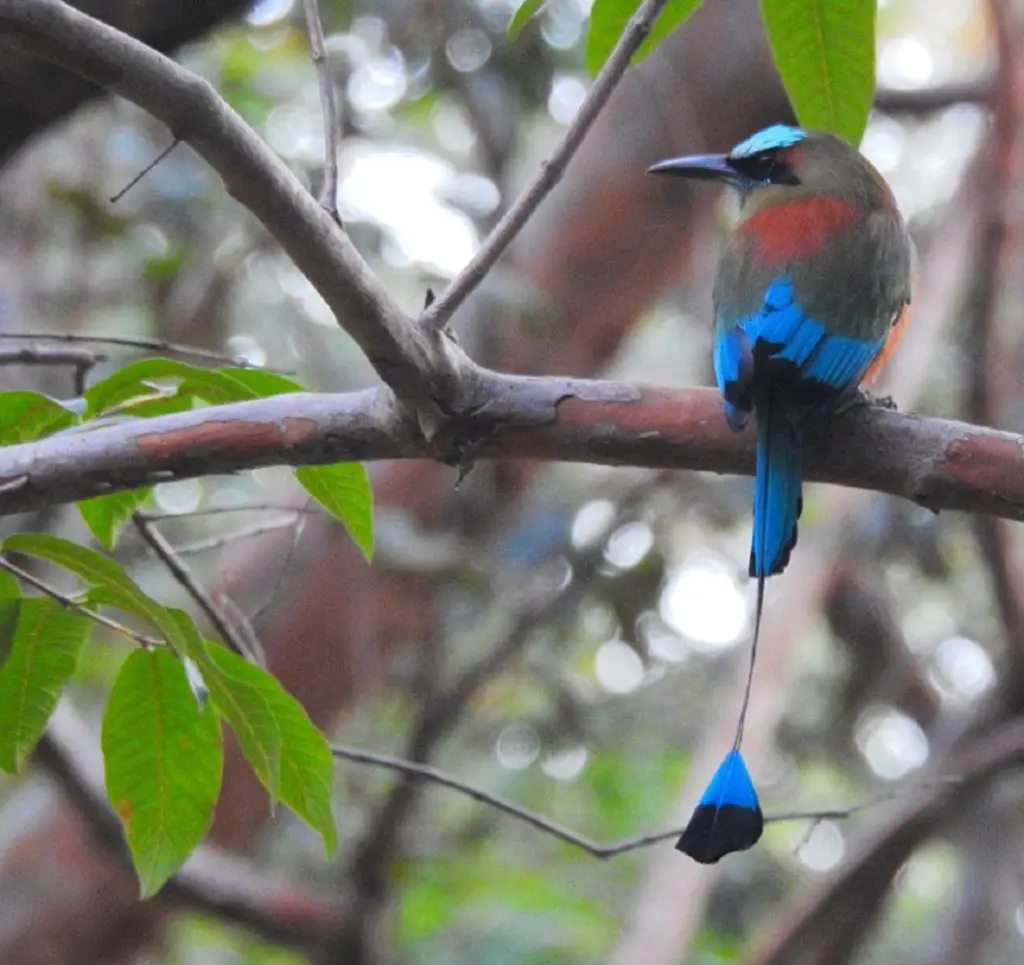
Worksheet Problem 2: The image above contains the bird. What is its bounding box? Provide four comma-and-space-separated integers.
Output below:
648, 124, 913, 863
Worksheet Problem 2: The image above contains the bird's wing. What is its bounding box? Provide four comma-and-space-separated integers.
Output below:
715, 275, 886, 421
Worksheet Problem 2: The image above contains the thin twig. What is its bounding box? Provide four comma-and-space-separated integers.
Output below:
330, 742, 938, 859
746, 718, 1024, 965
247, 513, 306, 626
132, 513, 258, 661
0, 346, 104, 395
213, 591, 266, 667
420, 0, 673, 332
0, 347, 105, 368
171, 517, 303, 556
0, 331, 263, 369
139, 503, 323, 522
109, 137, 180, 202
301, 0, 342, 222
0, 555, 160, 646
330, 479, 658, 958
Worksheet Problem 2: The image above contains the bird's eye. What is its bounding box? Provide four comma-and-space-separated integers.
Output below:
747, 152, 777, 182
730, 150, 800, 186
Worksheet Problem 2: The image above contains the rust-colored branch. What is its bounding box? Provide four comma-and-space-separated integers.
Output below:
0, 382, 1022, 523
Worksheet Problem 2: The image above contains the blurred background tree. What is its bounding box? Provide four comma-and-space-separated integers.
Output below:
0, 0, 1021, 964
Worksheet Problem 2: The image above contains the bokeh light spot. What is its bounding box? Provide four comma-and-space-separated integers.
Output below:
660, 559, 746, 650
595, 639, 645, 695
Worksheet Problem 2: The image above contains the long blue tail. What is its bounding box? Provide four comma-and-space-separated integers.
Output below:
676, 396, 802, 864
751, 393, 803, 582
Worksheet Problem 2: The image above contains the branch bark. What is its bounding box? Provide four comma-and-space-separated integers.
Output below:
0, 382, 1022, 523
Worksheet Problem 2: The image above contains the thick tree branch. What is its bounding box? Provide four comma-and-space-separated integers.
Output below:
0, 383, 1022, 523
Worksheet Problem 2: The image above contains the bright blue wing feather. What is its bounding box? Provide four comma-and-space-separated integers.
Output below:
803, 333, 884, 388
728, 277, 884, 391
713, 328, 746, 396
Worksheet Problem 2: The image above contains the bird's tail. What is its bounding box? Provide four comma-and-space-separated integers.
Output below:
676, 396, 802, 864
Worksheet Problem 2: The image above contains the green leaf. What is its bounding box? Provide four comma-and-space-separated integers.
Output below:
295, 464, 374, 560
508, 0, 545, 38
759, 0, 876, 144
143, 246, 185, 283
0, 598, 20, 673
188, 642, 282, 798
0, 390, 77, 444
78, 487, 152, 550
103, 647, 223, 896
0, 579, 19, 686
585, 0, 703, 74
277, 695, 338, 856
189, 636, 337, 854
107, 393, 196, 420
219, 368, 305, 396
85, 358, 256, 415
85, 358, 307, 416
169, 611, 279, 794
3, 533, 186, 653
0, 600, 91, 772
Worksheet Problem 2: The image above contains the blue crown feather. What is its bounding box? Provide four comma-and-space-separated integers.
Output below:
730, 124, 806, 159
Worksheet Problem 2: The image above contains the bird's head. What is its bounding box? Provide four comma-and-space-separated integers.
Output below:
648, 124, 889, 206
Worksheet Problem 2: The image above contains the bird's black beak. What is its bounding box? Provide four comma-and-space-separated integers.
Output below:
647, 154, 738, 183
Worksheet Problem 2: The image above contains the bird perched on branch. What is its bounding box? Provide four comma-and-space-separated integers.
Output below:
648, 124, 913, 863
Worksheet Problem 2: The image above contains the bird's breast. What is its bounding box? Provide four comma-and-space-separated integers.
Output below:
738, 196, 861, 265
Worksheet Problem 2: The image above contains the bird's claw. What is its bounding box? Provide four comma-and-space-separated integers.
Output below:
834, 386, 897, 415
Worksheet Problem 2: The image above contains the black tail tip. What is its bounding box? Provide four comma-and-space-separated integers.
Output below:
675, 804, 764, 864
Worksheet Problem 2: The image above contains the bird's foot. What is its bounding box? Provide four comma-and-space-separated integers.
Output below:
834, 386, 897, 415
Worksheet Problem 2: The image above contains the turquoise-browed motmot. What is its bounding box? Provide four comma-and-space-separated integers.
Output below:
649, 124, 913, 863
